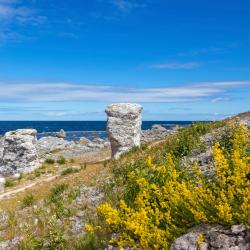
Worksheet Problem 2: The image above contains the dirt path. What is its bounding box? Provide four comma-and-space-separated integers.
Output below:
0, 175, 59, 200
0, 150, 111, 202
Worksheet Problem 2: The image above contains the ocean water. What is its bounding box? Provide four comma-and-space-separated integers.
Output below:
0, 121, 193, 141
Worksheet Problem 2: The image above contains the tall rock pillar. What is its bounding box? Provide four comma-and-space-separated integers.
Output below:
106, 103, 143, 159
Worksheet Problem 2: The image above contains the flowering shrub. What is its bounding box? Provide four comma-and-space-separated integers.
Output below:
94, 122, 249, 249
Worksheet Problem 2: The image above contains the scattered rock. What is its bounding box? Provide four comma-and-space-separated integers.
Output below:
0, 129, 40, 177
152, 124, 168, 132
79, 137, 90, 144
0, 236, 23, 250
170, 224, 250, 250
92, 138, 104, 144
141, 124, 178, 143
36, 136, 110, 160
36, 136, 74, 155
56, 129, 66, 139
106, 103, 143, 159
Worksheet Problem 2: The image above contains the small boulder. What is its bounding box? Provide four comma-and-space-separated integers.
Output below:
152, 124, 167, 132
170, 224, 250, 250
79, 137, 91, 144
56, 129, 66, 139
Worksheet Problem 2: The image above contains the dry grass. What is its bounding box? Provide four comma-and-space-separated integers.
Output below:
0, 148, 111, 211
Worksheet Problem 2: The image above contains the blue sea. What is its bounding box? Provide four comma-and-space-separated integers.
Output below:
0, 121, 193, 141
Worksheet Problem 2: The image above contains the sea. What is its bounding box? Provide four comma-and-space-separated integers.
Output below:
0, 121, 193, 141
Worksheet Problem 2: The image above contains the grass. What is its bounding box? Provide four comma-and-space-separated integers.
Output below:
45, 158, 55, 164
21, 194, 35, 207
61, 167, 80, 176
4, 179, 14, 188
57, 156, 66, 165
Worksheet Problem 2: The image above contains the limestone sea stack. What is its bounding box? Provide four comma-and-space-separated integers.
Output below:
106, 103, 143, 159
0, 129, 40, 177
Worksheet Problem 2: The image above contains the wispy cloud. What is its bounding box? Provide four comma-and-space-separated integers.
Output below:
0, 0, 33, 22
149, 62, 200, 69
111, 0, 147, 12
0, 0, 47, 43
211, 97, 230, 103
0, 80, 249, 103
196, 81, 250, 87
177, 43, 240, 57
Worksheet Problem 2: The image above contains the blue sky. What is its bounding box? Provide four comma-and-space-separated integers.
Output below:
0, 0, 249, 121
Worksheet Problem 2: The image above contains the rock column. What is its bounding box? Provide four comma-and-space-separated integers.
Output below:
106, 103, 143, 159
0, 129, 40, 177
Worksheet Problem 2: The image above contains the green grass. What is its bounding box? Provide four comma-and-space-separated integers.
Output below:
45, 158, 55, 164
57, 156, 66, 165
61, 167, 79, 176
22, 194, 35, 207
4, 179, 14, 188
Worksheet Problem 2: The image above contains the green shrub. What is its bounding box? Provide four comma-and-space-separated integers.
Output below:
45, 158, 55, 164
57, 156, 66, 165
47, 183, 72, 219
4, 179, 14, 188
61, 167, 79, 176
22, 194, 35, 207
48, 183, 69, 204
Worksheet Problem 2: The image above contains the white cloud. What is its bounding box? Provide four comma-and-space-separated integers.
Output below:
211, 97, 230, 103
196, 81, 250, 88
149, 62, 200, 69
0, 80, 249, 103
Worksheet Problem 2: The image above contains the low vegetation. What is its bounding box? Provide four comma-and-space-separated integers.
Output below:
87, 120, 249, 249
0, 120, 249, 250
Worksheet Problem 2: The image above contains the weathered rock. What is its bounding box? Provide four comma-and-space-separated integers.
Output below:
92, 138, 104, 144
170, 224, 250, 250
152, 124, 168, 132
0, 177, 5, 192
36, 136, 74, 155
0, 129, 40, 177
0, 236, 23, 250
36, 136, 110, 160
56, 129, 66, 139
0, 137, 4, 160
141, 124, 171, 143
106, 103, 143, 159
79, 137, 91, 144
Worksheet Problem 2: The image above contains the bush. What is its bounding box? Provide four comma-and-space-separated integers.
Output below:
45, 158, 55, 164
94, 122, 249, 249
47, 183, 72, 219
48, 183, 69, 204
57, 156, 66, 165
4, 179, 14, 188
22, 194, 35, 207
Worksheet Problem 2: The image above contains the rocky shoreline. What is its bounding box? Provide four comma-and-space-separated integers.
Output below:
0, 123, 178, 179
